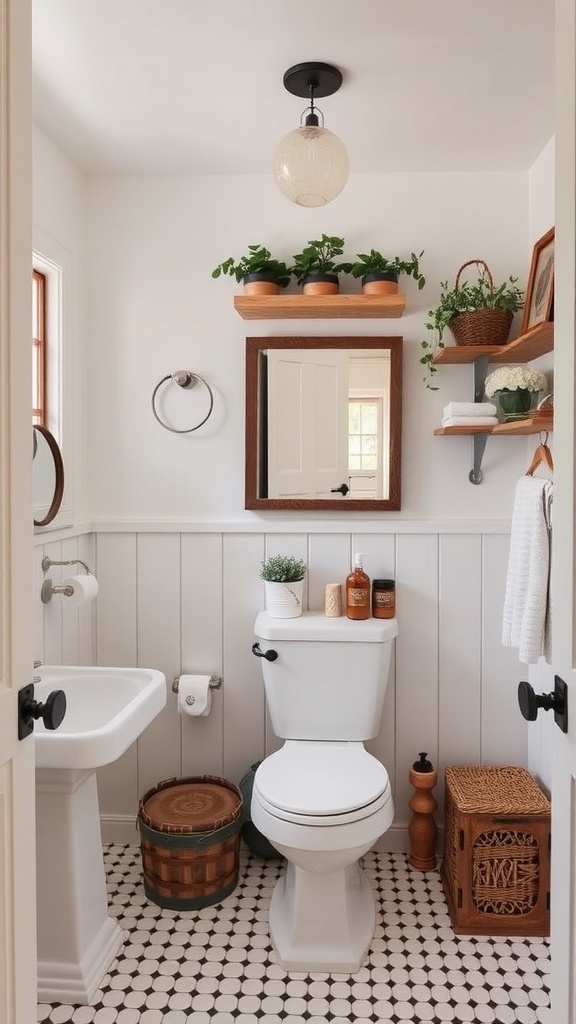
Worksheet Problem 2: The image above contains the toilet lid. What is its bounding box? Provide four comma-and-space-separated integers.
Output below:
254, 742, 390, 822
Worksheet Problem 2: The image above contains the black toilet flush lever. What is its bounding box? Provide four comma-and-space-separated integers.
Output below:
517, 676, 568, 734
251, 642, 278, 662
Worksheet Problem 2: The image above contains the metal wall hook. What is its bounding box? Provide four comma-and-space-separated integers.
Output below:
151, 370, 214, 433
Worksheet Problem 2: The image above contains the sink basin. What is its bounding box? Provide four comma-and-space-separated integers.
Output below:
34, 664, 167, 769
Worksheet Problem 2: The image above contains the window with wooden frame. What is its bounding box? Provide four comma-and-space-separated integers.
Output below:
32, 268, 47, 426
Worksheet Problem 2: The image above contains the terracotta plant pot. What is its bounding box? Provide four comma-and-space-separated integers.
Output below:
302, 274, 339, 296
361, 272, 399, 296
242, 273, 281, 296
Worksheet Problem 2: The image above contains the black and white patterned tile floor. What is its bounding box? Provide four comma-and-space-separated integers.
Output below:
37, 844, 551, 1024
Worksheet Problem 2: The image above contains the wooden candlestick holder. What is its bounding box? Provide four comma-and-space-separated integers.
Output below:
408, 753, 438, 870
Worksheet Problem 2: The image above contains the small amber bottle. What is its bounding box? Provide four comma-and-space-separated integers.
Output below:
372, 579, 396, 618
346, 553, 370, 620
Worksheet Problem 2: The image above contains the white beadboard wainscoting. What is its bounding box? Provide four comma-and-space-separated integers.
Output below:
33, 521, 530, 852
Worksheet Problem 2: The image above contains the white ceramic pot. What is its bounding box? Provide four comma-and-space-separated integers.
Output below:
264, 580, 304, 618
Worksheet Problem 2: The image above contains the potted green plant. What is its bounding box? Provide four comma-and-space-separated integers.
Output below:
420, 259, 525, 389
290, 234, 351, 295
349, 249, 426, 295
212, 244, 291, 295
259, 554, 307, 618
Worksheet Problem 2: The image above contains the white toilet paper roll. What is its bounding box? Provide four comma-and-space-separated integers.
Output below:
62, 573, 99, 607
177, 674, 212, 717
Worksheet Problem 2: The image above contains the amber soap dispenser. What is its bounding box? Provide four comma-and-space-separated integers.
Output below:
346, 552, 370, 619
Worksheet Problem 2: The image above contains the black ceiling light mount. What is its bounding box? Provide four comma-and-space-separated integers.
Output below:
274, 61, 349, 207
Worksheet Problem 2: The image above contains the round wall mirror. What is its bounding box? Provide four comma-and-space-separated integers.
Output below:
33, 425, 65, 526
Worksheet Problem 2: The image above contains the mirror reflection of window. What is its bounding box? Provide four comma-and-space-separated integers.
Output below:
32, 269, 46, 427
348, 398, 383, 498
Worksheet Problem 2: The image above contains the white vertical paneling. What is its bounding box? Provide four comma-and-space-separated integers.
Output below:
438, 535, 482, 787
482, 533, 528, 765
95, 533, 139, 823
181, 533, 224, 778
77, 532, 96, 665
42, 539, 64, 665
363, 534, 397, 801
31, 525, 535, 849
136, 533, 182, 796
222, 533, 267, 784
61, 533, 82, 664
307, 533, 349, 612
394, 534, 439, 831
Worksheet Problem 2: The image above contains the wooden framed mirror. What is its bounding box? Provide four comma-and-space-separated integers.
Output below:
33, 424, 65, 526
245, 336, 402, 511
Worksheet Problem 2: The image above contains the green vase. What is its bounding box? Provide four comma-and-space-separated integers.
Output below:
495, 388, 532, 422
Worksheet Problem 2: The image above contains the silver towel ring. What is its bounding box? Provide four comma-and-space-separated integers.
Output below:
151, 370, 214, 433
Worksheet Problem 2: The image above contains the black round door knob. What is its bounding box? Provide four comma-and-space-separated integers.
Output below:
518, 680, 557, 722
22, 689, 67, 730
330, 483, 350, 495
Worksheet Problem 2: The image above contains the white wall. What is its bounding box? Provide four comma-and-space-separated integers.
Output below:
32, 129, 556, 846
85, 170, 536, 522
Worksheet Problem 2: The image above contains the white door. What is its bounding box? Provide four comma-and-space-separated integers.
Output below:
550, 2, 576, 1018
267, 348, 349, 498
0, 1, 37, 1022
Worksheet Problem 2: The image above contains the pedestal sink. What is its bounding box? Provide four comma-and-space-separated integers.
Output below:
34, 665, 166, 1005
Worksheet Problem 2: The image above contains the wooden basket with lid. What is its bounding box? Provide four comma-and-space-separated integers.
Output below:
138, 775, 243, 910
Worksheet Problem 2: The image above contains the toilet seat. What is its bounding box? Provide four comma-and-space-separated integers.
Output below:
254, 741, 390, 826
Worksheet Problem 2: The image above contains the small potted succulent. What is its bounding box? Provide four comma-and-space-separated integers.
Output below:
259, 555, 307, 618
420, 259, 525, 390
212, 244, 291, 295
349, 249, 426, 295
290, 234, 351, 295
484, 365, 547, 422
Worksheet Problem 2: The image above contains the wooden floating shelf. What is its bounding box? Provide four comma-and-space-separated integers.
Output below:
432, 321, 554, 365
234, 293, 406, 320
434, 413, 553, 437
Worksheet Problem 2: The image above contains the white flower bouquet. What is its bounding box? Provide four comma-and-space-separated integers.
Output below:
484, 365, 547, 397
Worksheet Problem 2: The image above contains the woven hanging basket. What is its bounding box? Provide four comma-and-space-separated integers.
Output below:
449, 260, 514, 347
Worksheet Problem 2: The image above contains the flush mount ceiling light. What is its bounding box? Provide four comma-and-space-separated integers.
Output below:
274, 61, 349, 208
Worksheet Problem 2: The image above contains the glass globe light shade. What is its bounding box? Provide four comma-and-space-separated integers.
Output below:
273, 124, 349, 207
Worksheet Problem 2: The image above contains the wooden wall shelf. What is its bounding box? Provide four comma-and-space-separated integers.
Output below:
234, 293, 406, 320
432, 320, 554, 483
432, 321, 554, 366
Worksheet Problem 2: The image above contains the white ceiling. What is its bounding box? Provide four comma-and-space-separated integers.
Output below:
32, 0, 555, 177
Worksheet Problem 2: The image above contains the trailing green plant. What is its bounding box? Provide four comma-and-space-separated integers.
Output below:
290, 234, 351, 285
212, 244, 291, 287
349, 249, 426, 289
420, 266, 524, 390
259, 555, 307, 582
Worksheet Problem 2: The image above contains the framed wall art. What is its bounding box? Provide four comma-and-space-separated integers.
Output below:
521, 227, 554, 334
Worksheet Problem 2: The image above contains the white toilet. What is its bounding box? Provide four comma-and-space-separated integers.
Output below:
251, 610, 398, 973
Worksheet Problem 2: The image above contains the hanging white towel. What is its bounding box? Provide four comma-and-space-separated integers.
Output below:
502, 476, 553, 664
441, 415, 499, 427
443, 402, 498, 418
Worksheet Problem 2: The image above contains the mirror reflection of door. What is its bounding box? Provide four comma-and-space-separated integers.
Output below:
267, 348, 349, 498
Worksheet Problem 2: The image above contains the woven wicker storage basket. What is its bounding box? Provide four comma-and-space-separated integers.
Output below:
138, 775, 243, 910
441, 765, 550, 936
449, 260, 514, 347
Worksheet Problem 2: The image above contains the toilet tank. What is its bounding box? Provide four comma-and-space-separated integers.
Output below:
253, 611, 398, 741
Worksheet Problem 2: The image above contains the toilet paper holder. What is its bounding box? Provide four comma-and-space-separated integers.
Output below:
172, 674, 222, 693
40, 556, 96, 604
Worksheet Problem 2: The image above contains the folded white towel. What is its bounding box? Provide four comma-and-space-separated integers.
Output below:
502, 476, 553, 664
443, 402, 498, 418
442, 416, 499, 427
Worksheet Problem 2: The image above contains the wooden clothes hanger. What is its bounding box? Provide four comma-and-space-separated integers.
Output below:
526, 431, 554, 476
